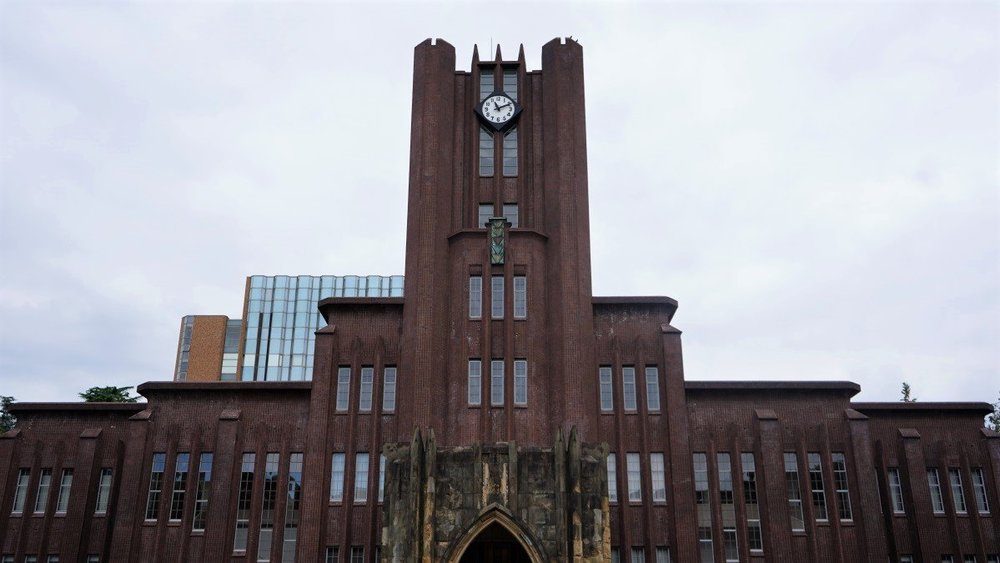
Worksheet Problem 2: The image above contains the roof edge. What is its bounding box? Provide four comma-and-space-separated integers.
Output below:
686, 380, 861, 397
852, 402, 994, 415
137, 381, 312, 393
8, 402, 147, 414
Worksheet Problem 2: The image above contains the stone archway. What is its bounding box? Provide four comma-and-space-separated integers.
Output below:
446, 505, 546, 563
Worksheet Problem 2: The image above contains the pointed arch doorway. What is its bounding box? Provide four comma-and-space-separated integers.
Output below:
446, 506, 545, 563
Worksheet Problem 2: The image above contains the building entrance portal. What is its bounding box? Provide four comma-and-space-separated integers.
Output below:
458, 522, 533, 563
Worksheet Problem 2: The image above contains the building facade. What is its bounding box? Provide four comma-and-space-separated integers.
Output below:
2, 38, 999, 563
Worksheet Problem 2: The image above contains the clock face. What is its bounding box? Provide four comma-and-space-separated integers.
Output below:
481, 94, 516, 125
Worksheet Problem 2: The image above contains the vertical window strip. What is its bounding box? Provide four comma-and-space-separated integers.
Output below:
607, 453, 618, 504
234, 453, 256, 551
599, 367, 614, 411
478, 204, 493, 229
350, 547, 364, 563
325, 547, 339, 563
258, 453, 280, 562
12, 469, 30, 513
378, 454, 386, 503
656, 548, 671, 563
192, 454, 213, 531
479, 127, 494, 177
335, 367, 351, 412
928, 468, 945, 513
55, 469, 72, 513
513, 275, 526, 318
382, 367, 397, 412
491, 276, 504, 319
469, 276, 483, 318
888, 467, 905, 513
784, 453, 805, 531
480, 70, 495, 101
949, 468, 967, 513
359, 367, 374, 412
491, 360, 505, 406
630, 547, 645, 563
502, 68, 517, 101
283, 453, 303, 563
514, 359, 528, 405
626, 452, 641, 503
611, 547, 620, 563
354, 453, 369, 503
718, 453, 737, 562
972, 467, 990, 514
650, 453, 666, 503
503, 204, 519, 228
741, 452, 762, 552
169, 452, 189, 521
34, 468, 52, 514
330, 453, 345, 503
645, 367, 660, 411
95, 468, 113, 514
622, 367, 637, 411
831, 452, 852, 521
503, 128, 518, 177
144, 455, 165, 520
807, 452, 828, 521
468, 360, 482, 406
693, 453, 713, 563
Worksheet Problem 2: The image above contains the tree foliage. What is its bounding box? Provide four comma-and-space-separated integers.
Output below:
79, 386, 139, 403
988, 392, 1000, 432
900, 382, 917, 403
0, 396, 15, 433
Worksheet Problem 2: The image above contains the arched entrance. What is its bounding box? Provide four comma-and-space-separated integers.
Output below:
458, 522, 532, 563
446, 505, 546, 563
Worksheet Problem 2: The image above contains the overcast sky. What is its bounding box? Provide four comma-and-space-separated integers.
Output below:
1, 1, 996, 407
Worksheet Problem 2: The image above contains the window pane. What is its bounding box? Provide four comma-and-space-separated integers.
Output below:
383, 367, 397, 412
336, 367, 351, 412
283, 453, 303, 563
785, 453, 805, 530
503, 129, 518, 177
12, 469, 30, 513
330, 453, 345, 503
928, 468, 945, 513
144, 455, 165, 520
258, 453, 280, 562
169, 453, 189, 521
491, 276, 504, 318
694, 453, 713, 563
234, 453, 256, 551
650, 453, 666, 502
808, 452, 828, 520
55, 469, 72, 513
972, 467, 990, 514
832, 452, 852, 521
469, 276, 482, 319
645, 366, 660, 411
949, 468, 967, 513
354, 453, 369, 503
480, 70, 494, 101
742, 452, 763, 552
192, 454, 213, 531
378, 454, 386, 503
95, 468, 113, 514
359, 367, 374, 412
514, 360, 527, 405
478, 204, 493, 229
513, 276, 526, 318
607, 453, 618, 504
626, 452, 641, 502
491, 360, 505, 406
599, 367, 613, 412
479, 128, 494, 177
502, 68, 517, 101
622, 367, 637, 411
468, 360, 482, 406
888, 467, 905, 513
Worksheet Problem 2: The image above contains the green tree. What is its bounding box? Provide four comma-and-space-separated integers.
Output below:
79, 386, 139, 403
0, 396, 15, 433
900, 382, 917, 403
988, 392, 1000, 432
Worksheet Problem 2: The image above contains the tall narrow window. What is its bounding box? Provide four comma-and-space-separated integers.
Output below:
12, 469, 29, 513
144, 455, 165, 520
928, 468, 945, 513
55, 469, 72, 514
354, 453, 369, 504
479, 128, 494, 177
478, 204, 493, 228
503, 203, 519, 228
831, 452, 852, 521
283, 453, 303, 563
325, 547, 339, 563
359, 367, 374, 412
622, 367, 637, 411
513, 276, 526, 318
807, 452, 828, 521
742, 452, 763, 552
650, 453, 666, 503
382, 367, 397, 412
169, 452, 189, 521
491, 360, 505, 406
502, 67, 517, 100
513, 359, 527, 405
630, 548, 645, 563
378, 454, 386, 503
469, 276, 483, 318
468, 360, 482, 406
888, 467, 905, 513
784, 453, 805, 531
718, 453, 737, 562
33, 468, 52, 514
626, 452, 641, 502
335, 367, 351, 412
611, 548, 620, 563
491, 276, 504, 318
350, 547, 364, 563
656, 548, 671, 563
258, 453, 280, 562
645, 367, 660, 411
503, 128, 518, 176
480, 70, 495, 101
694, 453, 713, 563
234, 453, 256, 551
94, 468, 112, 515
330, 453, 345, 503
972, 467, 990, 514
192, 454, 213, 531
949, 468, 967, 513
607, 453, 618, 504
600, 367, 614, 411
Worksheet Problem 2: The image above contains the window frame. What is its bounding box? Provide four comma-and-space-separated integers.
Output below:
382, 366, 397, 413
599, 366, 614, 412
469, 276, 483, 319
468, 360, 482, 406
335, 367, 351, 412
513, 359, 527, 405
490, 359, 505, 406
622, 366, 637, 412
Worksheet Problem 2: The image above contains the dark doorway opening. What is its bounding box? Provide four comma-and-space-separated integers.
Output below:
458, 522, 532, 563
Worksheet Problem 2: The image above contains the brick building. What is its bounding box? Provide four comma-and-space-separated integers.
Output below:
2, 38, 999, 563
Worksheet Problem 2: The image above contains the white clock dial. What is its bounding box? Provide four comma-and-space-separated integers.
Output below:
481, 95, 515, 124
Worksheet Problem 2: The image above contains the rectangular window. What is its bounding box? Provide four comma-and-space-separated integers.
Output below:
335, 367, 351, 412
233, 453, 256, 551
469, 276, 483, 319
491, 276, 504, 318
502, 67, 517, 100
611, 547, 620, 563
503, 203, 519, 228
34, 468, 52, 514
47, 558, 59, 563
350, 547, 364, 563
95, 468, 112, 514
928, 468, 945, 513
627, 452, 641, 502
513, 276, 526, 318
2, 556, 11, 563
491, 360, 505, 406
24, 558, 36, 563
949, 468, 967, 513
742, 452, 763, 552
378, 454, 386, 503
784, 453, 805, 531
325, 547, 339, 563
468, 360, 482, 406
645, 367, 660, 411
283, 453, 303, 563
694, 453, 713, 563
723, 528, 738, 563
478, 204, 493, 228
630, 548, 645, 563
258, 453, 280, 562
144, 455, 165, 520
354, 453, 369, 503
192, 453, 213, 531
963, 557, 976, 563
479, 128, 494, 177
886, 467, 905, 514
942, 557, 955, 563
656, 548, 671, 563
807, 452, 828, 521
972, 467, 990, 514
900, 557, 913, 563
503, 128, 518, 177
831, 452, 852, 521
54, 469, 72, 514
718, 453, 737, 562
650, 453, 666, 503
480, 70, 494, 101
12, 469, 29, 513
383, 367, 397, 412
87, 556, 98, 563
607, 453, 618, 504
599, 367, 614, 411
622, 367, 637, 411
513, 360, 527, 405
359, 367, 374, 412
330, 453, 346, 503
169, 452, 189, 521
